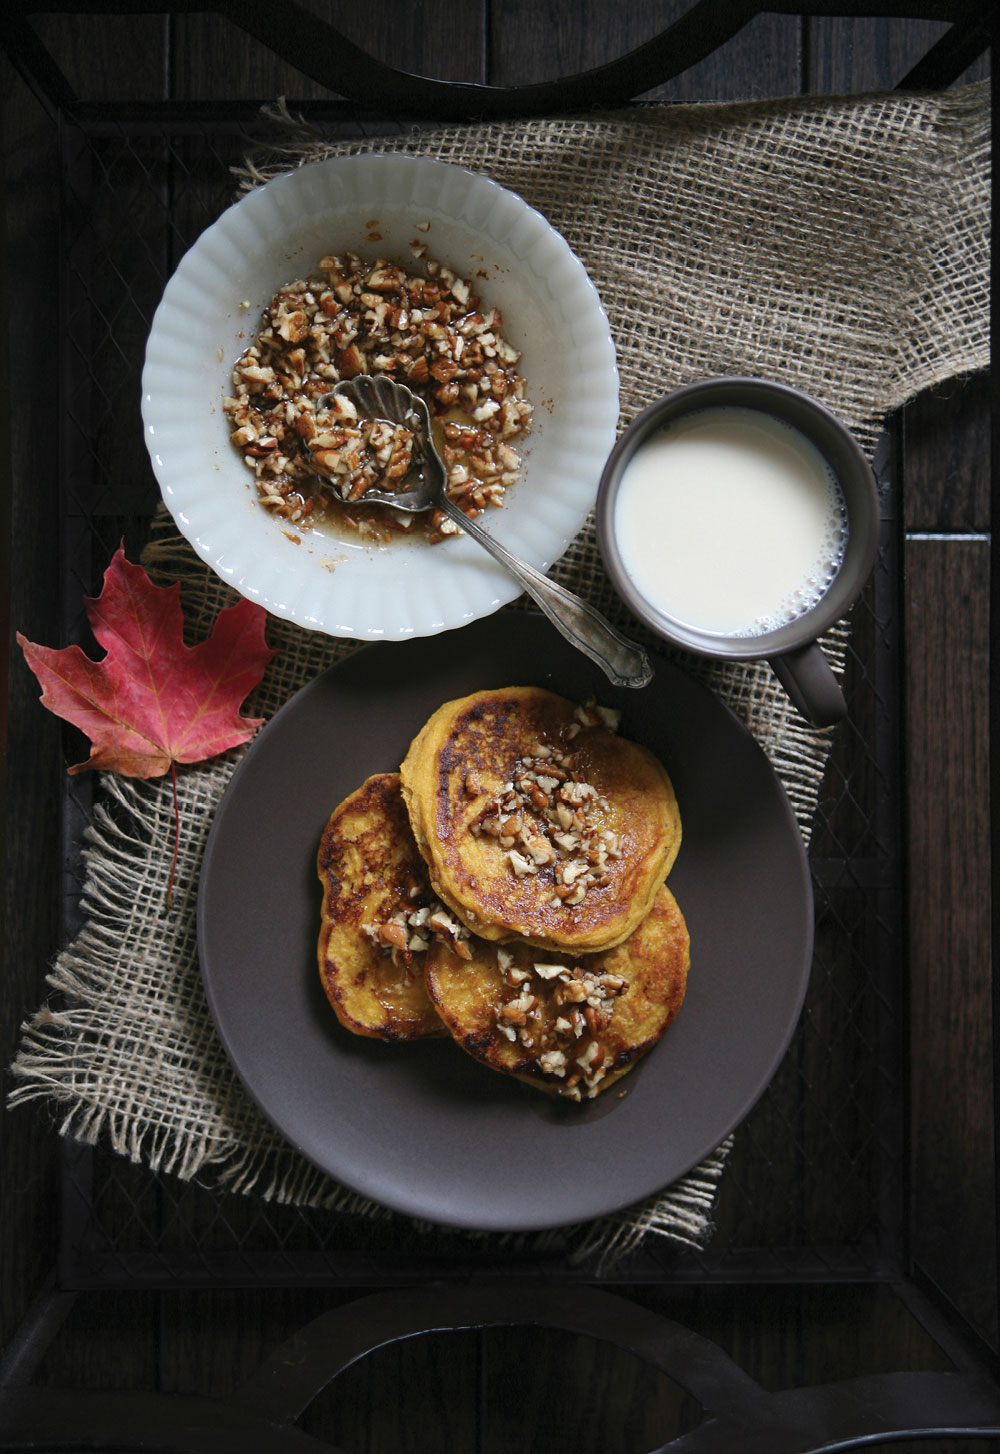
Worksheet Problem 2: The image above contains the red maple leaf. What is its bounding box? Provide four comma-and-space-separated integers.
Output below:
18, 544, 273, 776
18, 545, 273, 899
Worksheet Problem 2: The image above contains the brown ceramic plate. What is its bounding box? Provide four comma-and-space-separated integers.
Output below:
198, 613, 813, 1232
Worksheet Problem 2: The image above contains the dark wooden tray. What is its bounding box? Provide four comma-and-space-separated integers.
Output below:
1, 5, 993, 1448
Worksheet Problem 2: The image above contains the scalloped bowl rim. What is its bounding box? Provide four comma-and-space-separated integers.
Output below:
141, 153, 620, 640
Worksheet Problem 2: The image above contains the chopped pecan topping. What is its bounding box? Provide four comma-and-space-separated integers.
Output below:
493, 954, 628, 1100
364, 893, 472, 970
470, 702, 622, 906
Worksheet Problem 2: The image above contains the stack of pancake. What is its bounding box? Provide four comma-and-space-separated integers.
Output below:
317, 685, 689, 1101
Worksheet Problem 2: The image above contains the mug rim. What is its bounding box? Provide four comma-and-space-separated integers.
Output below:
595, 376, 880, 661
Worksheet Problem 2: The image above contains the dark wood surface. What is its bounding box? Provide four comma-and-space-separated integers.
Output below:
0, 5, 993, 1450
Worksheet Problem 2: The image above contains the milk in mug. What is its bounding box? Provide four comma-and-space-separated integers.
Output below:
612, 406, 848, 637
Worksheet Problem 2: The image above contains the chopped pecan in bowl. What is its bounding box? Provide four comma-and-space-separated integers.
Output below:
223, 250, 533, 541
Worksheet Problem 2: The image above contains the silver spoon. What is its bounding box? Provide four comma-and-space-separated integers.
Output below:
308, 375, 653, 690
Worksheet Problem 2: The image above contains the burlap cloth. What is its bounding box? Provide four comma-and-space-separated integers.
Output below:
9, 81, 990, 1267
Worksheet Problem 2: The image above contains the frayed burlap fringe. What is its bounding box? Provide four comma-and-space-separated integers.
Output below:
9, 80, 990, 1266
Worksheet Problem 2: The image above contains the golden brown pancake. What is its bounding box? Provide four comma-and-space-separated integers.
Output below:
317, 772, 470, 1041
400, 686, 681, 954
424, 885, 690, 1099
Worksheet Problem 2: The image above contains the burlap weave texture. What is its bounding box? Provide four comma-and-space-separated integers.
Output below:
9, 81, 990, 1266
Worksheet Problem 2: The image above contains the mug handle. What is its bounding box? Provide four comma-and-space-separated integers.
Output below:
769, 644, 846, 728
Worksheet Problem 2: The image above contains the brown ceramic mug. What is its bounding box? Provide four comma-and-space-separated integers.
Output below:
596, 378, 879, 727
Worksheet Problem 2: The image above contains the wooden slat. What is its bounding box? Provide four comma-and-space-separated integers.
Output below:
170, 3, 486, 103
806, 13, 989, 91
299, 1325, 481, 1451
158, 1289, 480, 1451
806, 15, 950, 91
480, 1322, 698, 1453
31, 1292, 160, 1392
902, 374, 991, 533
28, 13, 169, 102
904, 536, 995, 1353
488, 0, 801, 101
0, 49, 92, 1364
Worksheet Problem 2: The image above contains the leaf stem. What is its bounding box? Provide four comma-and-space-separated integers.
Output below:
166, 761, 179, 909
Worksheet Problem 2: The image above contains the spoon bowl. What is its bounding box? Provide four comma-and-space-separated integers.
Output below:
311, 375, 444, 513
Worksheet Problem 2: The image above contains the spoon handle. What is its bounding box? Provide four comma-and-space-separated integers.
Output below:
439, 498, 653, 690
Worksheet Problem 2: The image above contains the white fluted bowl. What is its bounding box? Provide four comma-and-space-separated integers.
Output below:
141, 153, 619, 639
